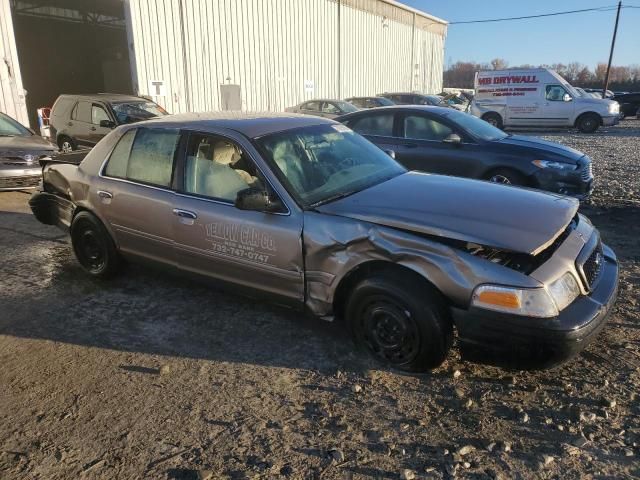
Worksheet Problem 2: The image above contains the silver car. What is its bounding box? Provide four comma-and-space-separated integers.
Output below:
0, 112, 56, 190
30, 113, 618, 371
285, 99, 358, 118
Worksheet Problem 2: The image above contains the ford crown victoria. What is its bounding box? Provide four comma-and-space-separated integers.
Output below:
29, 113, 618, 371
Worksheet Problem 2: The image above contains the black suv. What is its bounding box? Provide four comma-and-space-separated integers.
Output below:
613, 92, 640, 118
49, 94, 168, 152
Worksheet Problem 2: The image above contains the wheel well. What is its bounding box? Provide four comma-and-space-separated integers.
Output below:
332, 261, 445, 321
481, 111, 501, 120
483, 166, 530, 185
575, 111, 602, 126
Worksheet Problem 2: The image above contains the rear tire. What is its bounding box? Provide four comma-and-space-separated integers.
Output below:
576, 113, 600, 133
58, 135, 76, 153
71, 211, 120, 278
482, 112, 503, 129
486, 168, 526, 186
346, 271, 453, 372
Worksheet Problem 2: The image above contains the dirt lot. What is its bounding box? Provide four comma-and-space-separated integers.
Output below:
1, 120, 639, 480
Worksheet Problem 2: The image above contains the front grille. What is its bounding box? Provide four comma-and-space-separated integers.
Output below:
0, 175, 41, 189
581, 160, 593, 181
578, 240, 604, 290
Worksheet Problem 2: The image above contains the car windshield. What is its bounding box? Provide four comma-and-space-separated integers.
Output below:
0, 113, 31, 137
256, 124, 405, 207
336, 101, 358, 113
112, 101, 168, 124
444, 110, 508, 141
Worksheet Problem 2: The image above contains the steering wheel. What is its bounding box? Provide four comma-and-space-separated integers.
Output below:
337, 157, 358, 170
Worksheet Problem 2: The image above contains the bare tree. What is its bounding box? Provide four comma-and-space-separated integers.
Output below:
490, 58, 509, 70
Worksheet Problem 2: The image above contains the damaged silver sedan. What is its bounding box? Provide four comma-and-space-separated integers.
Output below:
30, 113, 618, 371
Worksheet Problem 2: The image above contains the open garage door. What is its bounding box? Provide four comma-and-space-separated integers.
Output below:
9, 0, 133, 128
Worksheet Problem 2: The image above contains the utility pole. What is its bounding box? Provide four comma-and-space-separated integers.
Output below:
602, 1, 622, 99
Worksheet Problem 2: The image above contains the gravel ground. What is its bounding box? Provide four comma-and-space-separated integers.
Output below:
1, 120, 639, 480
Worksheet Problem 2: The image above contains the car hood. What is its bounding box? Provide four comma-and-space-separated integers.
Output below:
316, 172, 579, 255
494, 135, 585, 162
0, 135, 56, 155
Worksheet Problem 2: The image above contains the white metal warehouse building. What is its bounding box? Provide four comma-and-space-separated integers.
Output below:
1, 0, 447, 128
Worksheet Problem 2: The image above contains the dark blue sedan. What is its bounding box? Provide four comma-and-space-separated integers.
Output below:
336, 106, 593, 199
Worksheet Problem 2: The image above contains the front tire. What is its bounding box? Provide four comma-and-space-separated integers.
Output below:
576, 113, 600, 133
482, 112, 503, 129
71, 211, 120, 278
58, 135, 76, 153
346, 272, 453, 372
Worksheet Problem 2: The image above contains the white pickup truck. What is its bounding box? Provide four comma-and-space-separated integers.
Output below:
470, 68, 619, 133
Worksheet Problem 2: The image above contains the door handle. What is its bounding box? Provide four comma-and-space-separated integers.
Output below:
90, 126, 96, 131
97, 190, 112, 204
172, 208, 197, 219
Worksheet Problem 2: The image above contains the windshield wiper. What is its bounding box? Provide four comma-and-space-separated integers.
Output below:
311, 190, 359, 207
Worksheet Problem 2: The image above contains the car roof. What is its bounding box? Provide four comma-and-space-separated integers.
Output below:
301, 99, 343, 103
133, 111, 336, 138
379, 92, 425, 96
337, 105, 455, 118
57, 93, 150, 103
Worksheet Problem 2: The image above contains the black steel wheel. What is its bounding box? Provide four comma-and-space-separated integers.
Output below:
482, 112, 503, 130
576, 113, 600, 133
71, 211, 120, 278
346, 271, 452, 371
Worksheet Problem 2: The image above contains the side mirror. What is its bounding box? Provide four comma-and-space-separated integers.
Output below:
235, 187, 284, 213
100, 119, 116, 128
443, 133, 462, 144
563, 93, 573, 102
383, 149, 396, 159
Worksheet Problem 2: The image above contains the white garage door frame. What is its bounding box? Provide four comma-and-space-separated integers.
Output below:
0, 0, 29, 126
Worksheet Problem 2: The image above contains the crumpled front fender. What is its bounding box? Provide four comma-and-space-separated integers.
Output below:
303, 212, 541, 317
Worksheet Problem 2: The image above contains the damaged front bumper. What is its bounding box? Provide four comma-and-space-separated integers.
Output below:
451, 243, 618, 369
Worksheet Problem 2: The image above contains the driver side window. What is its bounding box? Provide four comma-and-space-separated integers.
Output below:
183, 133, 264, 203
403, 115, 453, 141
546, 85, 568, 102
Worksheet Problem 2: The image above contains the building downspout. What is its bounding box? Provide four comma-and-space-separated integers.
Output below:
177, 0, 191, 112
409, 12, 415, 92
337, 0, 341, 99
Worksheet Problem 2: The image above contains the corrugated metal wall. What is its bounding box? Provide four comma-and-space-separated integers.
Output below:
125, 0, 446, 113
0, 0, 29, 125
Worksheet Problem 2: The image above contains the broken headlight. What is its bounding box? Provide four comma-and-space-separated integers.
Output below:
546, 271, 581, 312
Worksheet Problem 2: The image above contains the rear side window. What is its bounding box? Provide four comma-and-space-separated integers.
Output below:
104, 130, 136, 178
51, 98, 75, 118
104, 128, 179, 187
72, 101, 92, 122
350, 113, 394, 136
303, 101, 320, 111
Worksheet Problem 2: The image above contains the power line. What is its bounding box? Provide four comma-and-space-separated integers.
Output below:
449, 5, 625, 25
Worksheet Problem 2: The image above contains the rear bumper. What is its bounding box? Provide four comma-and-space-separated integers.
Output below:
452, 244, 618, 369
29, 191, 74, 230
